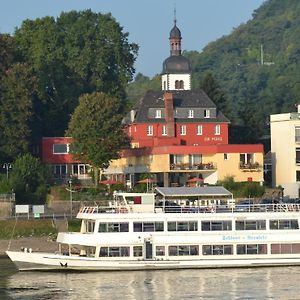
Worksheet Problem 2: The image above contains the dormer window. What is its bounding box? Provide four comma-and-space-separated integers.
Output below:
155, 109, 162, 118
204, 109, 210, 118
188, 110, 194, 118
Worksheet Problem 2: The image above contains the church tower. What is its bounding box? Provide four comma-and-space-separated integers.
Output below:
161, 16, 191, 91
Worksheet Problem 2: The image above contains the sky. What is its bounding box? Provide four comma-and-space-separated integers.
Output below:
0, 0, 265, 78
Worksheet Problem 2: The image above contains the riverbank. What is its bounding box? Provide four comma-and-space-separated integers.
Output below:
0, 236, 58, 257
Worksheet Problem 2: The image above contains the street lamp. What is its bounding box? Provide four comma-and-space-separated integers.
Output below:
68, 179, 73, 218
3, 163, 12, 180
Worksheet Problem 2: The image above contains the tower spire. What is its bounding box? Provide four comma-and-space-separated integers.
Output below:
174, 5, 177, 26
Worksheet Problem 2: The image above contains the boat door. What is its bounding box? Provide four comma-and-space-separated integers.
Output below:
145, 240, 153, 259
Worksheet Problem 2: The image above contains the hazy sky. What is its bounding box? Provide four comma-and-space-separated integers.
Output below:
0, 0, 265, 78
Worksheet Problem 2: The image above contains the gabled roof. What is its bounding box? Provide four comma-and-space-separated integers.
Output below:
133, 90, 230, 123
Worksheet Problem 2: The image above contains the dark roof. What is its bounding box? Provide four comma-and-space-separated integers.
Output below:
133, 90, 230, 124
162, 55, 191, 74
170, 24, 181, 39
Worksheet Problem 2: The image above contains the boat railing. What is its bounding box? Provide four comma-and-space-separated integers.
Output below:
77, 203, 300, 214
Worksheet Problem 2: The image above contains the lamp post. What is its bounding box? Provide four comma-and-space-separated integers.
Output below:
3, 163, 12, 180
68, 179, 73, 218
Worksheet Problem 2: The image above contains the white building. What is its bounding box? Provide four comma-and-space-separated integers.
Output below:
270, 105, 300, 198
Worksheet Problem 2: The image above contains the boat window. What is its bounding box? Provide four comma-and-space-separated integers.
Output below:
98, 222, 129, 233
133, 246, 143, 257
168, 245, 199, 256
156, 246, 165, 256
167, 221, 198, 231
271, 243, 300, 254
85, 220, 95, 233
235, 220, 266, 230
202, 245, 233, 255
99, 247, 130, 257
201, 221, 232, 231
237, 244, 267, 255
269, 219, 299, 230
133, 222, 164, 232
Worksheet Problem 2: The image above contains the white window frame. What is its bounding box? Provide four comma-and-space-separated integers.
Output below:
53, 144, 69, 154
180, 125, 186, 136
197, 125, 203, 135
155, 109, 162, 119
204, 109, 210, 118
147, 125, 153, 136
224, 153, 229, 161
188, 110, 194, 118
215, 124, 221, 135
162, 125, 167, 136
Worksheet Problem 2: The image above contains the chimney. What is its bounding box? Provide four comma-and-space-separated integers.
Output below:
164, 92, 175, 137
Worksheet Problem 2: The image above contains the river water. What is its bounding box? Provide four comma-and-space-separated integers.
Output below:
1, 258, 300, 300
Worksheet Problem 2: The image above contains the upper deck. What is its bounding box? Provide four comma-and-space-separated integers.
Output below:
77, 202, 300, 217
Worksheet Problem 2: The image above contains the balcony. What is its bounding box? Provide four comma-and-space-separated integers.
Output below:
170, 162, 216, 171
239, 162, 261, 172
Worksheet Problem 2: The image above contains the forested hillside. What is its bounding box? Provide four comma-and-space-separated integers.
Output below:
128, 0, 300, 144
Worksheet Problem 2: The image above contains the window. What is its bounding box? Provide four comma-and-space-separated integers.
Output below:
175, 80, 184, 90
167, 221, 198, 232
240, 153, 254, 165
168, 245, 199, 256
203, 245, 233, 255
214, 125, 221, 135
147, 125, 153, 136
170, 154, 184, 165
271, 243, 300, 254
133, 246, 143, 257
133, 222, 164, 232
162, 125, 167, 136
99, 247, 130, 257
189, 154, 202, 166
224, 153, 229, 160
236, 220, 266, 230
188, 110, 194, 118
201, 221, 232, 231
98, 222, 129, 233
295, 126, 300, 143
155, 110, 162, 119
296, 148, 300, 164
180, 125, 186, 135
297, 171, 300, 182
269, 219, 299, 230
204, 110, 210, 118
53, 144, 69, 154
156, 246, 165, 256
237, 244, 267, 255
53, 165, 67, 176
197, 125, 203, 135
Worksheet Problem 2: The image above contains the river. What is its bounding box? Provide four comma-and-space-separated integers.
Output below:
1, 257, 300, 299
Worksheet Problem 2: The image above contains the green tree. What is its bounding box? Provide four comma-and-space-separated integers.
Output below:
0, 63, 37, 161
67, 92, 130, 185
10, 153, 50, 204
14, 10, 138, 137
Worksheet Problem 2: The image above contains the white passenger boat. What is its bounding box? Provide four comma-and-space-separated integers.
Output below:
6, 187, 300, 271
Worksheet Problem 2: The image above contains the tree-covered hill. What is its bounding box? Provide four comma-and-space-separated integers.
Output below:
128, 0, 300, 144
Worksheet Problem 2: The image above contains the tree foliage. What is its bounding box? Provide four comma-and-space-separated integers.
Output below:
67, 92, 130, 183
9, 153, 50, 204
13, 10, 138, 137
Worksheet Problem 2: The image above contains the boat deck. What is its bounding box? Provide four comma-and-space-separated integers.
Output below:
78, 203, 300, 215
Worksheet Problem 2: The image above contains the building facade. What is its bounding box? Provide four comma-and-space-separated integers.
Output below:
41, 19, 264, 188
270, 105, 300, 198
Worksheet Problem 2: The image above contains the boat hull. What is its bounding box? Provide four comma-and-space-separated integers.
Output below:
7, 251, 300, 271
